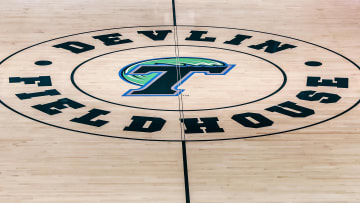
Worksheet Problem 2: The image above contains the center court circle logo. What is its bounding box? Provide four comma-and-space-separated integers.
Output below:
0, 25, 359, 141
119, 57, 235, 96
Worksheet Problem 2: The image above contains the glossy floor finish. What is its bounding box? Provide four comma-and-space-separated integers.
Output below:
0, 0, 360, 202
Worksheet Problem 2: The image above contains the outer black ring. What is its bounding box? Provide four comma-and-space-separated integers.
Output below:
70, 45, 287, 111
0, 25, 359, 142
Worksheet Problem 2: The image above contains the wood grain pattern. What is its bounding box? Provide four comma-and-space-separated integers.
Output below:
0, 0, 359, 202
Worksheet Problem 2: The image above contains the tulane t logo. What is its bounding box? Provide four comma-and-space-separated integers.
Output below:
119, 57, 235, 96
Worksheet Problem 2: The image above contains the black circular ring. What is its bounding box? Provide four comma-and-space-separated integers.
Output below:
0, 25, 359, 142
70, 45, 287, 111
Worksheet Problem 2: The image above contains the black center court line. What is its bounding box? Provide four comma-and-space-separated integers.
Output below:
171, 0, 190, 202
172, 0, 177, 26
182, 141, 191, 203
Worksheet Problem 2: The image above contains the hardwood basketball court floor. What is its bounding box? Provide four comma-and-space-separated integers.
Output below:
0, 0, 359, 202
